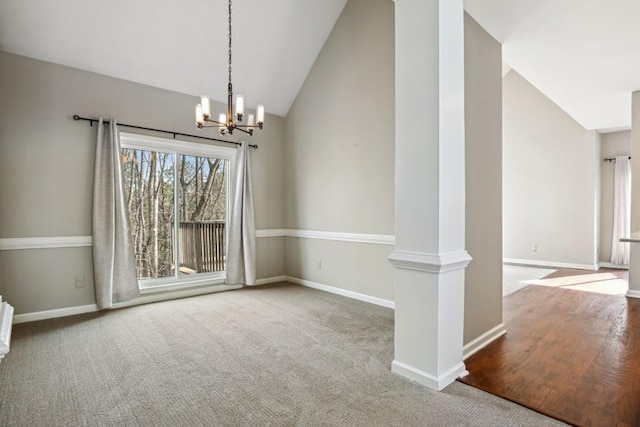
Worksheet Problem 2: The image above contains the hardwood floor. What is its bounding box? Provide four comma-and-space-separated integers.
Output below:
460, 282, 640, 427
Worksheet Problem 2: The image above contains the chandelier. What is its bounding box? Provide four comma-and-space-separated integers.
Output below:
195, 0, 264, 136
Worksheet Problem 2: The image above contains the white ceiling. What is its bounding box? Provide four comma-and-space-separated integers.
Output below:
2, 0, 639, 131
465, 0, 640, 132
0, 0, 347, 117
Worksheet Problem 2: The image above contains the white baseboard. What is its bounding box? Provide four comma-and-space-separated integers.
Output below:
626, 290, 640, 299
13, 304, 98, 324
286, 276, 395, 309
503, 258, 598, 271
13, 275, 393, 323
598, 262, 629, 270
253, 276, 289, 286
13, 283, 242, 324
463, 323, 506, 360
391, 360, 467, 391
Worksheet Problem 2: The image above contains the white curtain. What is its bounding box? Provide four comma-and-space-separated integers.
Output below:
92, 118, 140, 309
611, 156, 631, 265
226, 142, 256, 286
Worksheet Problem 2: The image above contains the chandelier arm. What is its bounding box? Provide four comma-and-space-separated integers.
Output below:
233, 127, 253, 135
204, 118, 227, 126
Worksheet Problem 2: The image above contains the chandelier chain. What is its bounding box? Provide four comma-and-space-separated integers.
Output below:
228, 0, 232, 86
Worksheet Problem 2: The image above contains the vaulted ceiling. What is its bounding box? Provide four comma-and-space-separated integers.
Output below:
2, 0, 639, 131
465, 0, 640, 132
0, 0, 347, 117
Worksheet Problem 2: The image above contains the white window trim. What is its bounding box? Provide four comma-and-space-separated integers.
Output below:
119, 132, 237, 292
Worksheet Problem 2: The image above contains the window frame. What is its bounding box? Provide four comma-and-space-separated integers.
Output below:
119, 132, 237, 292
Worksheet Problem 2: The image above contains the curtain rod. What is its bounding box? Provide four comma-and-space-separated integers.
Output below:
604, 156, 631, 162
72, 115, 257, 149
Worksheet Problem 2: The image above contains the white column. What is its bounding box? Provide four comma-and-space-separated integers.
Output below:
388, 0, 471, 391
0, 296, 14, 362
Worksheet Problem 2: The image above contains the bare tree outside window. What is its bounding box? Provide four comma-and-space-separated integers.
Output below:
122, 149, 227, 281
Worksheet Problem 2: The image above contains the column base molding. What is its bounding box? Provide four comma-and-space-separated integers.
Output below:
626, 290, 640, 299
391, 359, 468, 391
388, 250, 472, 273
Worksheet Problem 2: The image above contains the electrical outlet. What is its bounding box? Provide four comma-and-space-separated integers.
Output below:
531, 244, 538, 252
316, 260, 322, 270
75, 275, 86, 288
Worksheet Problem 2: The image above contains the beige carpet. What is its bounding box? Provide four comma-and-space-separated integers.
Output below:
0, 283, 567, 426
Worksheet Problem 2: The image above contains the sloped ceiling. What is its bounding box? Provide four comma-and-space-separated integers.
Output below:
0, 0, 347, 117
465, 0, 640, 132
3, 0, 639, 131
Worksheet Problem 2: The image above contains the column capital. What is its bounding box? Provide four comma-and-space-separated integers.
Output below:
388, 250, 472, 274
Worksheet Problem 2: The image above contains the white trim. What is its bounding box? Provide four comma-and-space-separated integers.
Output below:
13, 284, 242, 324
0, 236, 92, 251
0, 300, 14, 361
626, 290, 640, 299
285, 229, 395, 246
598, 262, 629, 270
503, 258, 598, 271
0, 229, 393, 250
463, 323, 506, 360
253, 276, 288, 286
12, 275, 393, 323
255, 229, 287, 238
13, 304, 98, 324
388, 250, 472, 273
287, 276, 395, 309
391, 360, 468, 391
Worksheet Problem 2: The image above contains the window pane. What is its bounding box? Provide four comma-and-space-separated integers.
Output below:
122, 149, 175, 279
177, 155, 227, 275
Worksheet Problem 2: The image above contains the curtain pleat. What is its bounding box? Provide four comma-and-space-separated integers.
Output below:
611, 156, 631, 265
225, 142, 256, 286
92, 118, 140, 309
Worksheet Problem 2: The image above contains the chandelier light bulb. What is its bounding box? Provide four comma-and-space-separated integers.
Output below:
200, 96, 211, 118
195, 104, 204, 126
236, 95, 244, 121
256, 105, 265, 125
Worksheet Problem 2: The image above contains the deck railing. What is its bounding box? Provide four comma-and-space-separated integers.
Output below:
178, 221, 225, 273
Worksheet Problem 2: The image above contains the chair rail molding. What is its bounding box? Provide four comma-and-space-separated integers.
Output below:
0, 230, 395, 251
285, 229, 395, 245
0, 236, 93, 251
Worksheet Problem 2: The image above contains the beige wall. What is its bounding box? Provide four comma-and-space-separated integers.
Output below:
0, 51, 285, 315
283, 0, 395, 301
599, 131, 631, 264
503, 70, 600, 268
463, 14, 503, 344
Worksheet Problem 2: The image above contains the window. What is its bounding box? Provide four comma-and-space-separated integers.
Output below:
120, 133, 236, 289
